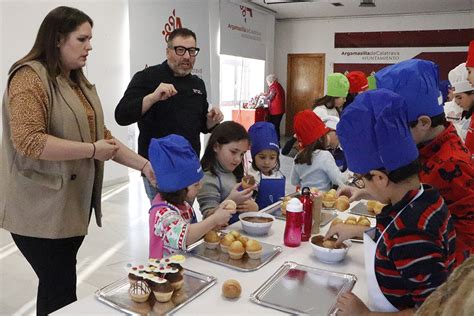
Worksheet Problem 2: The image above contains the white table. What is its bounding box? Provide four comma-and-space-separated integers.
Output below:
55, 210, 371, 315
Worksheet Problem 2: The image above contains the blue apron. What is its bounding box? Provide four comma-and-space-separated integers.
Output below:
255, 172, 286, 210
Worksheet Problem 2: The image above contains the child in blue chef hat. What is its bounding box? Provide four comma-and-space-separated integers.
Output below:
325, 89, 455, 315
148, 134, 236, 259
247, 122, 286, 209
375, 58, 474, 267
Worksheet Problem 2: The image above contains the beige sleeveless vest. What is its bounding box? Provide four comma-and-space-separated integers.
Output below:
1, 61, 105, 238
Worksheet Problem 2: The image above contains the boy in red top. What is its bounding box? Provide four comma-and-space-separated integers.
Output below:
374, 59, 473, 266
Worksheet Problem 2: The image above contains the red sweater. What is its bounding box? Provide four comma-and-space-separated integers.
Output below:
418, 123, 474, 266
267, 81, 285, 115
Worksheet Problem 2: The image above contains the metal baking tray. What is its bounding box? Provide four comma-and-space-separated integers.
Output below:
349, 201, 376, 218
188, 237, 282, 272
263, 202, 337, 226
95, 269, 216, 315
250, 261, 357, 315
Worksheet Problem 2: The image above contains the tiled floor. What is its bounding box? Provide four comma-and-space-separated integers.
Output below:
0, 149, 296, 315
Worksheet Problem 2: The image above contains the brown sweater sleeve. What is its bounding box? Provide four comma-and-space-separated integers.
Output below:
8, 66, 49, 159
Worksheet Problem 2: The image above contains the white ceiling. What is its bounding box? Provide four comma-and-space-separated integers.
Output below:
247, 0, 474, 20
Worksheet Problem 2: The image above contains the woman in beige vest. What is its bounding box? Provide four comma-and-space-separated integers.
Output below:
1, 6, 155, 315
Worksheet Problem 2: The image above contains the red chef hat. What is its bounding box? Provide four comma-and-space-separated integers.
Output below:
466, 40, 474, 68
294, 110, 330, 147
346, 71, 369, 94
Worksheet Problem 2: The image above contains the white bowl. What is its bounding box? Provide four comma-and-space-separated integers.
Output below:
239, 212, 275, 236
310, 235, 351, 263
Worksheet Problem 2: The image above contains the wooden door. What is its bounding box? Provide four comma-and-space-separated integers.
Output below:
286, 54, 325, 136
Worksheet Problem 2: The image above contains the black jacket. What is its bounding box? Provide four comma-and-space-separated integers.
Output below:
115, 61, 210, 158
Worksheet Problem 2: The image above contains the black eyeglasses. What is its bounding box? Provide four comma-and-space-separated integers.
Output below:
169, 46, 200, 57
351, 173, 367, 189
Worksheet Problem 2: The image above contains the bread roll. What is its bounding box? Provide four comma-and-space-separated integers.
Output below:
373, 202, 385, 215
221, 200, 237, 211
222, 279, 242, 299
366, 200, 377, 211
241, 175, 256, 189
357, 216, 371, 227
344, 216, 357, 225
335, 196, 350, 211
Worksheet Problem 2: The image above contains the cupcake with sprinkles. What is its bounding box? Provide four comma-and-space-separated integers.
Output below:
146, 274, 174, 303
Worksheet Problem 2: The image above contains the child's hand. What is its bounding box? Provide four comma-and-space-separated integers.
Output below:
337, 185, 372, 203
335, 292, 370, 316
227, 183, 256, 204
237, 199, 259, 213
211, 204, 236, 227
324, 223, 364, 247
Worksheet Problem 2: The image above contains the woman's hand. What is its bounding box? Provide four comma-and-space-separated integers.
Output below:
237, 199, 259, 213
336, 292, 370, 316
93, 139, 119, 161
142, 161, 156, 187
226, 183, 256, 205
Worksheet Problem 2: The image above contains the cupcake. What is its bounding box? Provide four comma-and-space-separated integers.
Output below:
228, 240, 245, 260
149, 277, 174, 303
229, 230, 241, 239
162, 254, 186, 275
245, 239, 263, 259
322, 189, 337, 208
238, 235, 249, 247
128, 280, 151, 303
366, 200, 377, 212
330, 217, 344, 228
126, 264, 145, 285
241, 175, 256, 189
204, 230, 220, 249
373, 202, 385, 215
165, 270, 184, 290
220, 234, 235, 253
357, 216, 371, 227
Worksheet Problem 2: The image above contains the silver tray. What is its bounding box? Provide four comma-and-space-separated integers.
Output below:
95, 269, 216, 315
349, 201, 376, 218
263, 201, 337, 226
188, 238, 282, 272
250, 261, 357, 315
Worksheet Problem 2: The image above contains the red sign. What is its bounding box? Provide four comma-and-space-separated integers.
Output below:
162, 9, 183, 42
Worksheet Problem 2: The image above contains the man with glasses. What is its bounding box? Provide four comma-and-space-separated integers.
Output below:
115, 28, 223, 202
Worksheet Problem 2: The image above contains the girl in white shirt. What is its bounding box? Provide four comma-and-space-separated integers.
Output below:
291, 110, 347, 191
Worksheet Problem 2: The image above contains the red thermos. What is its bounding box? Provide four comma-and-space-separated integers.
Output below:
300, 187, 313, 241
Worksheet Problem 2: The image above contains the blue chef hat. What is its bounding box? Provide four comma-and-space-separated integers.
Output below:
337, 89, 418, 174
248, 122, 280, 158
148, 134, 204, 193
375, 59, 443, 123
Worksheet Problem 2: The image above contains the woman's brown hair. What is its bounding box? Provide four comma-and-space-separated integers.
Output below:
9, 6, 93, 86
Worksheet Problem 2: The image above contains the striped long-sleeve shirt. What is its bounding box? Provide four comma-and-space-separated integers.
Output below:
374, 184, 456, 310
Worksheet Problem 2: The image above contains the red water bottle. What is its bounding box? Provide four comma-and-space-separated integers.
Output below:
300, 187, 313, 241
283, 198, 303, 247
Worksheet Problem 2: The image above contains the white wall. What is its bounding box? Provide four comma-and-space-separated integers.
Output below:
1, 0, 131, 186
274, 11, 473, 133
274, 12, 474, 94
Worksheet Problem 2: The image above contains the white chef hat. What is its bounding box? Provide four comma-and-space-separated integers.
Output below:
448, 63, 473, 94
